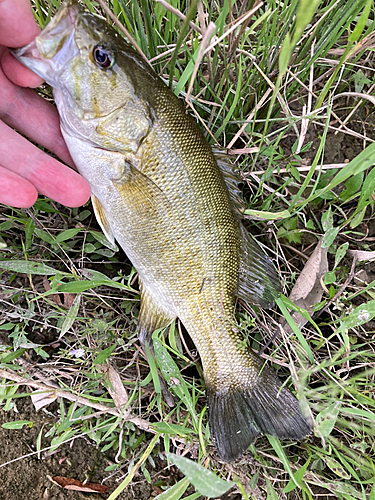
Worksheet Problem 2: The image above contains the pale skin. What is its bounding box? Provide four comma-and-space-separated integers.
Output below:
0, 0, 91, 208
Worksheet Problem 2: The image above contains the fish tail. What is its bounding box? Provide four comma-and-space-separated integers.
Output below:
207, 364, 312, 462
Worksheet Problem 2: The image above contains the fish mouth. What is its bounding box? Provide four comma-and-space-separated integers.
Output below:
10, 1, 80, 84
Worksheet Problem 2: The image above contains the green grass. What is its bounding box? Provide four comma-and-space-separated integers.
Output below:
1, 0, 375, 498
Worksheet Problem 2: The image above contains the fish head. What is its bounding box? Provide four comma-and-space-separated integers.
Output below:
12, 1, 152, 150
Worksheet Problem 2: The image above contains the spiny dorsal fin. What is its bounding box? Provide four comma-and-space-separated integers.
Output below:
213, 147, 245, 216
237, 223, 282, 308
91, 194, 115, 244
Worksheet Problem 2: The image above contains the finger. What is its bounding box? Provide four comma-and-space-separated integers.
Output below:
0, 121, 91, 207
0, 0, 40, 47
0, 64, 73, 167
0, 0, 43, 88
1, 48, 44, 88
0, 165, 38, 208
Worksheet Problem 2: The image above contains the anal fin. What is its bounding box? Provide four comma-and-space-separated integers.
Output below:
237, 223, 282, 308
137, 280, 177, 408
137, 280, 176, 348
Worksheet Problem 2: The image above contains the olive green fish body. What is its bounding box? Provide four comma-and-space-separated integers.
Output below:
13, 1, 312, 462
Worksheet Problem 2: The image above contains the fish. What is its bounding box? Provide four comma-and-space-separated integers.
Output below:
13, 1, 312, 462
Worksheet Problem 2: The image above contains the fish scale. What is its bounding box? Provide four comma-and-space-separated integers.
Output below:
13, 0, 312, 462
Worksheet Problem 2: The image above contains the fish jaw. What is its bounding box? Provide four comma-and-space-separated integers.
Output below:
10, 1, 79, 87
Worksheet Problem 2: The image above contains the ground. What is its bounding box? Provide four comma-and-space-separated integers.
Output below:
0, 398, 155, 500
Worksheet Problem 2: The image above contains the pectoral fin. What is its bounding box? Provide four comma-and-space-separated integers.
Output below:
237, 223, 282, 308
112, 163, 170, 219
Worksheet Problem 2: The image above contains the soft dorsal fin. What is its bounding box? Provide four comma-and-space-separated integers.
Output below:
213, 148, 281, 308
237, 223, 282, 308
91, 194, 115, 244
213, 148, 245, 216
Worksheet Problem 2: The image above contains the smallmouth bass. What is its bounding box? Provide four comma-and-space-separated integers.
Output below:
13, 1, 312, 462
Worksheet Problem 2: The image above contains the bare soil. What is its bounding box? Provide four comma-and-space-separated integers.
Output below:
0, 398, 155, 500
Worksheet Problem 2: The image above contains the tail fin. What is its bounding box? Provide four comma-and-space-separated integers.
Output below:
207, 366, 312, 462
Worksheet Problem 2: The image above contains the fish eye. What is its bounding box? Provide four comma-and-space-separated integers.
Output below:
92, 44, 115, 69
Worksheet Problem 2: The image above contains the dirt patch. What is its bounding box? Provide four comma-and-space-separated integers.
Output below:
0, 397, 156, 500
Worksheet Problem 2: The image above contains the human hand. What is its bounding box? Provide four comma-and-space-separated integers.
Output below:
0, 0, 91, 208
